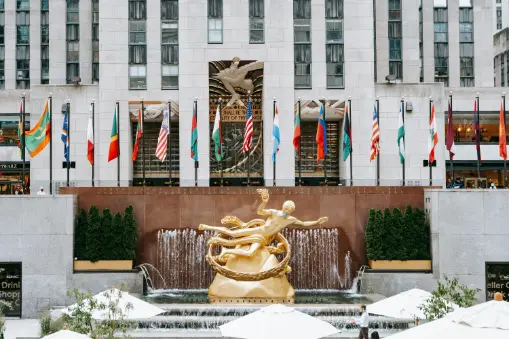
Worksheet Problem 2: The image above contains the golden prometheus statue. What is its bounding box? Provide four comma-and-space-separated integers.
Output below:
199, 189, 328, 300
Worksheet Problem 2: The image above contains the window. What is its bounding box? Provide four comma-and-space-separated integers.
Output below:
419, 4, 423, 82
208, 0, 222, 43
388, 0, 402, 80
249, 0, 264, 43
497, 8, 502, 30
41, 0, 49, 84
502, 54, 505, 87
325, 0, 344, 88
66, 0, 79, 84
506, 53, 509, 88
161, 0, 178, 89
129, 0, 147, 89
0, 2, 4, 89
459, 7, 474, 87
92, 0, 99, 83
16, 1, 29, 89
294, 0, 311, 88
434, 7, 448, 86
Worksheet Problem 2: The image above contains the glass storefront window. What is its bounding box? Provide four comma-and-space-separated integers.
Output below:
445, 113, 508, 143
0, 115, 29, 146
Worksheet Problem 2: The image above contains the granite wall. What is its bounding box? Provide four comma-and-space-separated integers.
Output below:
0, 195, 143, 318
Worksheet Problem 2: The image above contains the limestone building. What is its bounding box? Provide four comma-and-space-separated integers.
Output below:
0, 0, 506, 193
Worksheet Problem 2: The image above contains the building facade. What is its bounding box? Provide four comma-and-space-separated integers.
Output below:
0, 0, 505, 194
493, 0, 508, 34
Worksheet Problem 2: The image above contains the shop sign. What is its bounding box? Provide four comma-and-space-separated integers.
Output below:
486, 262, 509, 301
0, 262, 22, 317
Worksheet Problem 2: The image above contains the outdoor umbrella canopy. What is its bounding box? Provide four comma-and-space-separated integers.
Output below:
41, 330, 90, 339
219, 304, 340, 339
366, 288, 433, 320
387, 298, 509, 339
62, 288, 165, 320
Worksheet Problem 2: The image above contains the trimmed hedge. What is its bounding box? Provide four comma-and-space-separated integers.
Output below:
74, 206, 137, 262
365, 205, 431, 261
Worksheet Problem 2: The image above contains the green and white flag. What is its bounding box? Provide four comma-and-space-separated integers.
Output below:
212, 105, 222, 161
397, 107, 405, 164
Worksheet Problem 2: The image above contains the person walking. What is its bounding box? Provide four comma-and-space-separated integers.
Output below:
352, 304, 369, 339
37, 186, 46, 195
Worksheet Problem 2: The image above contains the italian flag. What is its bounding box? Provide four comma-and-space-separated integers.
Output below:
397, 107, 405, 164
108, 107, 119, 162
212, 105, 222, 161
428, 103, 438, 163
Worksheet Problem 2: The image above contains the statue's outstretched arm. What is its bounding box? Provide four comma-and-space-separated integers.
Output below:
293, 216, 328, 227
256, 188, 272, 217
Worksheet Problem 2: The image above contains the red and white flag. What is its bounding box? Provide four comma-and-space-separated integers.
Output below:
428, 103, 438, 163
87, 104, 94, 165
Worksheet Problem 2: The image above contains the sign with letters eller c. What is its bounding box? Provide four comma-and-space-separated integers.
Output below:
0, 262, 22, 317
485, 262, 509, 301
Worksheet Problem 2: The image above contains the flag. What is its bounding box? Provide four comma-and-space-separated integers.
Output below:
428, 103, 438, 164
474, 100, 481, 163
108, 106, 119, 162
87, 104, 94, 165
156, 102, 170, 161
500, 102, 507, 161
25, 100, 51, 157
342, 103, 352, 161
397, 107, 405, 164
370, 103, 380, 161
212, 105, 222, 161
61, 106, 69, 164
132, 108, 143, 161
17, 102, 23, 158
272, 106, 280, 163
446, 100, 456, 160
243, 98, 254, 153
190, 102, 198, 161
293, 109, 301, 159
316, 104, 328, 162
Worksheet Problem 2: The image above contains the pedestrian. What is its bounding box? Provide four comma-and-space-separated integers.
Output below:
37, 186, 46, 195
351, 304, 369, 339
371, 331, 380, 339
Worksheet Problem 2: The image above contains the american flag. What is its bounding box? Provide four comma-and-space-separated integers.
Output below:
155, 102, 170, 161
370, 103, 380, 161
243, 98, 254, 153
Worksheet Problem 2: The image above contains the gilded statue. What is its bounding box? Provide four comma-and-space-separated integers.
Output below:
211, 57, 264, 107
199, 188, 328, 299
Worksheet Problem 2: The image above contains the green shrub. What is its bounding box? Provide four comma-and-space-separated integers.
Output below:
365, 205, 430, 261
85, 206, 103, 262
112, 212, 124, 260
74, 209, 88, 259
123, 206, 137, 261
101, 209, 114, 260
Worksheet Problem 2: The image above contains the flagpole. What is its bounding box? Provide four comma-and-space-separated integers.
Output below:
298, 98, 302, 186
66, 99, 71, 187
476, 93, 480, 187
91, 99, 95, 187
376, 97, 380, 186
348, 96, 353, 186
273, 97, 276, 187
49, 93, 53, 194
429, 96, 433, 186
247, 92, 251, 187
141, 97, 146, 187
194, 97, 198, 187
116, 100, 120, 187
401, 97, 405, 187
219, 98, 223, 187
322, 98, 328, 186
449, 92, 454, 183
168, 99, 173, 186
21, 93, 26, 194
503, 92, 507, 188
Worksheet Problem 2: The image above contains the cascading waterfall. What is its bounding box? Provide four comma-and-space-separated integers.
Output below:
154, 228, 352, 290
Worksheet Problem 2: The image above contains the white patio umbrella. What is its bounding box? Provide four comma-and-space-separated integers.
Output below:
62, 288, 165, 320
387, 297, 509, 339
219, 304, 340, 339
367, 288, 457, 320
41, 330, 90, 339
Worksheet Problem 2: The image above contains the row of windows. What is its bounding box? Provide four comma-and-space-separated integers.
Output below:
389, 0, 402, 79
92, 0, 99, 83
66, 0, 79, 84
129, 0, 147, 89
16, 1, 29, 89
0, 3, 3, 89
41, 1, 48, 84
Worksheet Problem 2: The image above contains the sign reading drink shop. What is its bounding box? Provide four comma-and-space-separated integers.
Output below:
0, 262, 22, 317
486, 262, 509, 301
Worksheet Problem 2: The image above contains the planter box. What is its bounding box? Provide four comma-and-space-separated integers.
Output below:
74, 260, 133, 271
368, 260, 432, 270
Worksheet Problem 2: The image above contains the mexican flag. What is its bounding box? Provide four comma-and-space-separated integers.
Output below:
212, 105, 222, 161
397, 107, 405, 164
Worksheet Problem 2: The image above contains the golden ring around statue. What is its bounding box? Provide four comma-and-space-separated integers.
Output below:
205, 232, 292, 282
